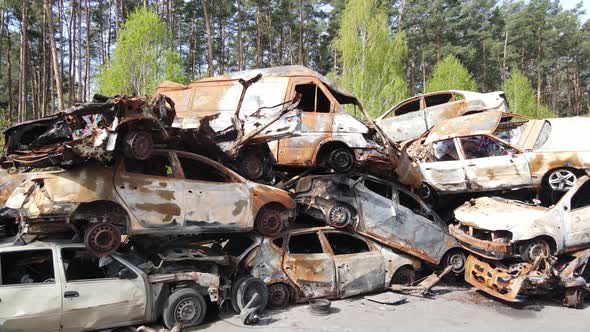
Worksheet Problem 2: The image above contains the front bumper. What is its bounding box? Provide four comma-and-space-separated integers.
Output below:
449, 224, 511, 260
464, 255, 531, 302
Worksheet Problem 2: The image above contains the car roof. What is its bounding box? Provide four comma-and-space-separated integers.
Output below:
0, 238, 85, 250
425, 111, 503, 144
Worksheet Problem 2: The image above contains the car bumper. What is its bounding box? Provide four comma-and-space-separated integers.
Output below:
464, 254, 529, 303
449, 224, 511, 260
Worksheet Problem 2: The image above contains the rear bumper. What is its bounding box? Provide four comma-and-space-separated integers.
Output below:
449, 224, 511, 260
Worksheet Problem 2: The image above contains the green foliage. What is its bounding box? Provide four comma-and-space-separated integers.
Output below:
0, 111, 9, 148
426, 55, 478, 92
334, 0, 409, 118
502, 68, 554, 118
97, 7, 187, 96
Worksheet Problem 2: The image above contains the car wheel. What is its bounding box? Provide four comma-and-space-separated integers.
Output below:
546, 168, 577, 192
326, 204, 352, 228
239, 151, 267, 181
391, 266, 415, 286
521, 238, 551, 263
162, 288, 207, 329
328, 148, 354, 173
122, 131, 153, 160
83, 222, 121, 257
443, 249, 466, 275
267, 283, 291, 309
231, 276, 269, 313
255, 205, 286, 236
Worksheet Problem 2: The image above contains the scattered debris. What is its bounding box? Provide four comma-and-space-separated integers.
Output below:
308, 299, 332, 315
389, 265, 454, 296
364, 292, 408, 305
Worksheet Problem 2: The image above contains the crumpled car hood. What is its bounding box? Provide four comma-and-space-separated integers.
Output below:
454, 197, 548, 231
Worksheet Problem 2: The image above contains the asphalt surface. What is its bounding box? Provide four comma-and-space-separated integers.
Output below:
185, 286, 590, 332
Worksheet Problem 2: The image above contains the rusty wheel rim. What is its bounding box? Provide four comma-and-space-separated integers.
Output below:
328, 205, 351, 228
241, 154, 265, 180
126, 132, 153, 160
330, 149, 353, 172
174, 298, 201, 323
84, 223, 121, 256
525, 240, 549, 262
268, 284, 290, 308
257, 209, 283, 236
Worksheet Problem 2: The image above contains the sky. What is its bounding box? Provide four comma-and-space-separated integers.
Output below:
559, 0, 590, 22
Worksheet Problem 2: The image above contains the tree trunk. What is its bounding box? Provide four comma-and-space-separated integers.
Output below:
68, 0, 74, 105
299, 0, 303, 65
237, 0, 244, 70
84, 0, 90, 101
397, 0, 406, 32
77, 0, 83, 101
18, 1, 28, 122
536, 28, 542, 109
256, 6, 261, 67
201, 0, 214, 76
502, 28, 508, 80
6, 21, 13, 122
482, 40, 487, 90
267, 1, 273, 66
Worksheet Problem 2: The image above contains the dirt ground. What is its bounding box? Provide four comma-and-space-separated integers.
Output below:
182, 285, 590, 332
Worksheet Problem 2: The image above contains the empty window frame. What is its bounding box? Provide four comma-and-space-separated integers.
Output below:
62, 248, 134, 281
324, 232, 370, 255
288, 233, 324, 254
295, 84, 331, 113
0, 250, 55, 285
125, 155, 174, 177
179, 157, 230, 182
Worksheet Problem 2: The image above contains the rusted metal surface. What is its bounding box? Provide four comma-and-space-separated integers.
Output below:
1, 94, 175, 169
452, 176, 590, 260
243, 227, 420, 303
148, 272, 221, 302
294, 174, 461, 266
397, 111, 590, 193
377, 90, 508, 142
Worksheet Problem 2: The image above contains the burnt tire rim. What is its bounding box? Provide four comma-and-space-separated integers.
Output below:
446, 252, 466, 274
125, 131, 153, 160
548, 169, 577, 191
256, 208, 284, 236
328, 205, 351, 228
392, 268, 415, 286
241, 154, 265, 180
268, 284, 290, 308
329, 149, 353, 172
84, 223, 121, 256
241, 281, 267, 309
174, 297, 202, 323
525, 240, 549, 262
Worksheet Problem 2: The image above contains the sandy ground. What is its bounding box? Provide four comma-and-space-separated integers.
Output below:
180, 285, 590, 332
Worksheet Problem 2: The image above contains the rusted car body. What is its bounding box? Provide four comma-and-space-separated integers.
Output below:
464, 249, 590, 307
450, 175, 590, 263
397, 111, 590, 195
293, 174, 465, 272
240, 227, 421, 308
4, 149, 295, 255
1, 95, 175, 169
376, 90, 508, 142
0, 240, 225, 331
157, 66, 389, 178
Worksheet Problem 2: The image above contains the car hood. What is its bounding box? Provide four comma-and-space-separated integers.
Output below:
536, 117, 590, 152
454, 197, 548, 231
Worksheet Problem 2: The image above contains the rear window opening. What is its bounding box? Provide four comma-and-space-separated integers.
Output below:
424, 93, 455, 107
0, 250, 55, 285
288, 233, 323, 254
394, 99, 421, 116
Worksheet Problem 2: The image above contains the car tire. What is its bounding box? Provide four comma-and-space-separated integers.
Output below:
122, 131, 153, 160
162, 288, 207, 329
239, 149, 267, 181
254, 205, 286, 236
521, 238, 551, 263
391, 266, 415, 286
267, 283, 292, 309
546, 168, 578, 192
326, 204, 352, 228
328, 148, 354, 173
231, 276, 269, 313
83, 222, 121, 257
442, 249, 466, 275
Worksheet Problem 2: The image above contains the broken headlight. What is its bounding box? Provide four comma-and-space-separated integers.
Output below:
491, 230, 512, 243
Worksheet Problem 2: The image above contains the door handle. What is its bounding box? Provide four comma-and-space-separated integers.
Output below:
467, 163, 476, 167
188, 190, 193, 193
64, 291, 79, 298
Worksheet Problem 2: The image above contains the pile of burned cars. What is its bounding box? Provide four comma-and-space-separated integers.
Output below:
2, 64, 590, 331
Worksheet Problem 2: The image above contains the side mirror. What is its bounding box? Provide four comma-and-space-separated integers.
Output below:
118, 267, 136, 280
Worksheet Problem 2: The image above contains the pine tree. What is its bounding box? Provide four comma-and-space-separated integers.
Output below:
334, 0, 409, 118
426, 55, 478, 92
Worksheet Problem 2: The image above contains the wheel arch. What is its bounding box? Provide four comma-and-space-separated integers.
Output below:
312, 140, 352, 165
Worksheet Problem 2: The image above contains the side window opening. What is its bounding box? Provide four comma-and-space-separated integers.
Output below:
0, 250, 55, 285
325, 232, 370, 255
295, 84, 331, 113
431, 139, 459, 161
398, 191, 436, 222
179, 157, 230, 182
533, 121, 551, 150
272, 237, 284, 249
223, 237, 255, 257
393, 99, 421, 116
62, 248, 134, 281
364, 179, 392, 199
125, 155, 173, 177
424, 93, 454, 107
460, 136, 517, 160
571, 181, 590, 210
288, 233, 323, 254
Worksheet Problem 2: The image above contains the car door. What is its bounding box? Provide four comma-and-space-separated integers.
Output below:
175, 152, 252, 232
377, 96, 425, 142
323, 231, 386, 298
419, 138, 469, 192
60, 247, 147, 332
276, 78, 335, 165
565, 179, 590, 248
459, 135, 531, 191
113, 152, 185, 230
282, 231, 338, 299
0, 247, 62, 332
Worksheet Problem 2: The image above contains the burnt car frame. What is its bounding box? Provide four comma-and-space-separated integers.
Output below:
397, 111, 590, 196
450, 175, 590, 263
236, 227, 421, 308
293, 174, 465, 273
158, 65, 394, 179
4, 149, 295, 255
376, 90, 508, 142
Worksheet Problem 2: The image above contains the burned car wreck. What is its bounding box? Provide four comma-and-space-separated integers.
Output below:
293, 173, 465, 274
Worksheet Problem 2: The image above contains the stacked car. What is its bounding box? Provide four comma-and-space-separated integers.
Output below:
1, 65, 590, 330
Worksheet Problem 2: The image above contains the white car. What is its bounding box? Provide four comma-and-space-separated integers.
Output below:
376, 90, 508, 142
0, 240, 223, 331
